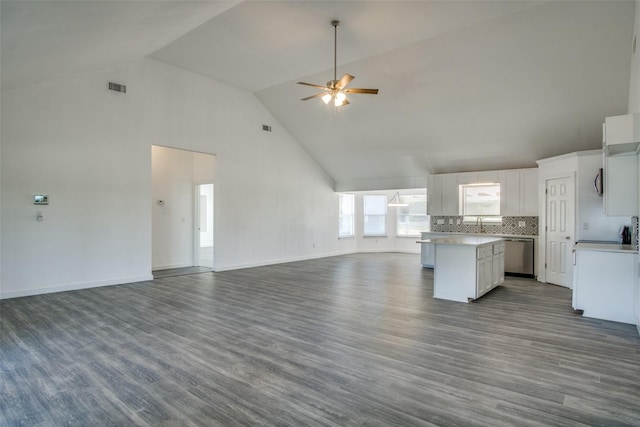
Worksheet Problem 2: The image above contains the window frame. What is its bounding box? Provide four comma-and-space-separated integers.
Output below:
460, 183, 502, 223
363, 194, 388, 237
338, 193, 355, 238
395, 193, 430, 237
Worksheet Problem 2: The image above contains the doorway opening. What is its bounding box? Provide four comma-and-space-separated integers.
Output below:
151, 145, 216, 279
195, 183, 214, 269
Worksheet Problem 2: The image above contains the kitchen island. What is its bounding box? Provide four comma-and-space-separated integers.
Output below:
417, 236, 505, 303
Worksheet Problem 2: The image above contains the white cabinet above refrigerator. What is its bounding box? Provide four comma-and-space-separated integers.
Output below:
603, 113, 640, 156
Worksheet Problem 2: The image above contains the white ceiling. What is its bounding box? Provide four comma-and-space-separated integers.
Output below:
2, 1, 636, 186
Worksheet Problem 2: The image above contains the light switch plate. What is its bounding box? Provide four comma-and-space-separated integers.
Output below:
437, 219, 445, 225
518, 221, 526, 227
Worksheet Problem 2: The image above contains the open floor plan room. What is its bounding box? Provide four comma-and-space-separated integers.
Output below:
1, 253, 639, 426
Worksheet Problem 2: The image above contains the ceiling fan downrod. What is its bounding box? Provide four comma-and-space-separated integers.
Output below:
332, 20, 339, 84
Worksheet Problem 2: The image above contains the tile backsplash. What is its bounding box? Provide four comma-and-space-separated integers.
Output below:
431, 216, 538, 236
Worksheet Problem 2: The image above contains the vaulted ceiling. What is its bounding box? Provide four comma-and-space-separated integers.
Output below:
2, 1, 635, 187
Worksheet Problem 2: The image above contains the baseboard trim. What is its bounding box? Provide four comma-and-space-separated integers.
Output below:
0, 274, 154, 300
152, 263, 193, 271
214, 250, 358, 272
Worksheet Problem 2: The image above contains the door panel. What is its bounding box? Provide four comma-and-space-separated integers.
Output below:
546, 177, 574, 287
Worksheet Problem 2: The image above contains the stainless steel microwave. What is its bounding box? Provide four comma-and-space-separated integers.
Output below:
594, 168, 603, 196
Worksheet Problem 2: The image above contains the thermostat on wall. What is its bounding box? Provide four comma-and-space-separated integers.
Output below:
34, 195, 49, 205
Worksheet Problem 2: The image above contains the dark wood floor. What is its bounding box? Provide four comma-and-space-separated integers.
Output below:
1, 253, 639, 426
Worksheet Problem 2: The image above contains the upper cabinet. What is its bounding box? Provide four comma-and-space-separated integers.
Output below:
498, 169, 538, 216
428, 168, 538, 216
603, 114, 640, 156
603, 114, 639, 216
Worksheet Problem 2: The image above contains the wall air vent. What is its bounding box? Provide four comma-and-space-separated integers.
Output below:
108, 82, 126, 93
262, 124, 272, 132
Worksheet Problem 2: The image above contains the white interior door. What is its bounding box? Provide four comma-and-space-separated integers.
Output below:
195, 183, 214, 269
545, 177, 575, 287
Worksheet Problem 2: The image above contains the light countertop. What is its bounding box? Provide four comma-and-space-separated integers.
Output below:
420, 232, 537, 239
573, 242, 638, 254
416, 236, 503, 247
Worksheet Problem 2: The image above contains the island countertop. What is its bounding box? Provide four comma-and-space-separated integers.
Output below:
416, 235, 503, 247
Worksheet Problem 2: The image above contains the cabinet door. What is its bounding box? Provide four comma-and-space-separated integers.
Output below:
492, 253, 500, 287
604, 154, 638, 216
442, 174, 459, 215
499, 252, 505, 284
476, 247, 492, 297
457, 172, 478, 185
478, 171, 499, 183
499, 170, 520, 216
520, 169, 538, 216
427, 175, 443, 215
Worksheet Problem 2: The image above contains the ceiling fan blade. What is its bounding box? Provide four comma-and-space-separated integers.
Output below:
336, 74, 354, 90
301, 93, 326, 101
297, 81, 328, 89
343, 88, 379, 95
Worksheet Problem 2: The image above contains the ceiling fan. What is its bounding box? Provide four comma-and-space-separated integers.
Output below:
298, 20, 378, 107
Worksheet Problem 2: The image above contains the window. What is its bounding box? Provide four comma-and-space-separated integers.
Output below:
338, 193, 355, 237
396, 193, 429, 236
363, 195, 387, 236
461, 183, 501, 222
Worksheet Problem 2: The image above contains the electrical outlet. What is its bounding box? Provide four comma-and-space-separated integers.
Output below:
518, 221, 526, 227
457, 219, 461, 225
583, 222, 589, 230
437, 219, 445, 225
449, 219, 454, 225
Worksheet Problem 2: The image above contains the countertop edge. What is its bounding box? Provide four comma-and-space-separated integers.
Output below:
573, 243, 638, 254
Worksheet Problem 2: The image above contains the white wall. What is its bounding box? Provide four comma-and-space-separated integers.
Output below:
0, 57, 354, 298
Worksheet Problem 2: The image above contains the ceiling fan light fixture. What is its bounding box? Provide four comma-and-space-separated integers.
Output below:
297, 20, 378, 108
388, 192, 409, 207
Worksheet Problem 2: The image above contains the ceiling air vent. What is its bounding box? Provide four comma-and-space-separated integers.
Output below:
108, 82, 126, 93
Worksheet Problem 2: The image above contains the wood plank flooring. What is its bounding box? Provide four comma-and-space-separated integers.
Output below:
1, 253, 639, 426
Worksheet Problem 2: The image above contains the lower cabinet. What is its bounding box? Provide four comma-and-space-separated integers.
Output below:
433, 239, 506, 303
573, 248, 637, 324
477, 242, 505, 298
492, 242, 505, 288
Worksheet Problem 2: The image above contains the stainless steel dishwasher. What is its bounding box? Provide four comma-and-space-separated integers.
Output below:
504, 238, 534, 277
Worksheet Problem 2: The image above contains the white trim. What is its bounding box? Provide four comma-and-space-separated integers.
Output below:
152, 263, 193, 271
0, 275, 154, 300
214, 250, 357, 272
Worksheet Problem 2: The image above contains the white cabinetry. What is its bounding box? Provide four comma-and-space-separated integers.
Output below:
603, 154, 638, 216
603, 114, 639, 217
427, 175, 443, 215
427, 173, 459, 215
492, 242, 505, 287
442, 174, 459, 215
476, 246, 493, 297
432, 237, 505, 303
603, 114, 640, 156
498, 168, 538, 216
520, 170, 538, 215
428, 168, 537, 216
573, 246, 637, 324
